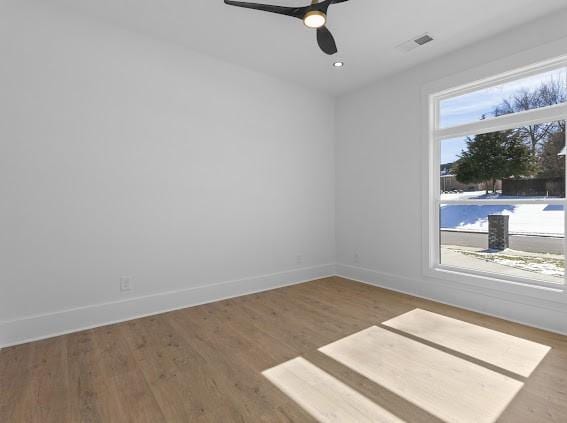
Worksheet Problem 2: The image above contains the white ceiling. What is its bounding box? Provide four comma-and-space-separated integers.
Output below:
47, 0, 567, 95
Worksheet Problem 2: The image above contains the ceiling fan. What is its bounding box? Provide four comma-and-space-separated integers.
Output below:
224, 0, 350, 55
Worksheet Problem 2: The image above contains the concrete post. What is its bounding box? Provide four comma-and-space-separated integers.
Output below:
488, 215, 509, 251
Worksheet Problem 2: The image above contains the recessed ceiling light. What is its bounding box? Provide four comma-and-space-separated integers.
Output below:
333, 61, 344, 68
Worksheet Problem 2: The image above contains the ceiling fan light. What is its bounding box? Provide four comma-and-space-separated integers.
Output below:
303, 10, 326, 29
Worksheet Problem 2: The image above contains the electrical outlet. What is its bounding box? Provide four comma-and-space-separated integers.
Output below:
120, 277, 132, 293
353, 252, 360, 264
296, 255, 303, 265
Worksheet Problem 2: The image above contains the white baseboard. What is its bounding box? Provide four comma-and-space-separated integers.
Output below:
0, 264, 336, 348
336, 263, 567, 336
3, 262, 565, 349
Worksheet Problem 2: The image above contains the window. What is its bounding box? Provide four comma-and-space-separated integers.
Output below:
428, 59, 567, 287
439, 68, 567, 128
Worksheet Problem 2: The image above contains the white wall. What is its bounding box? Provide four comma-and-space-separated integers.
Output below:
335, 9, 567, 334
0, 2, 335, 346
4, 2, 567, 347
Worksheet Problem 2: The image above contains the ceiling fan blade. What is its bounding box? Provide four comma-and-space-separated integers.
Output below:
331, 0, 350, 3
316, 26, 338, 55
224, 0, 308, 19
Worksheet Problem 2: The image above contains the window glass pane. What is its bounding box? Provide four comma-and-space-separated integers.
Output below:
440, 204, 565, 284
439, 68, 567, 128
440, 121, 565, 201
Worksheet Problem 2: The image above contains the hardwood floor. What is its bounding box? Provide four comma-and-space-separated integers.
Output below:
1, 277, 566, 422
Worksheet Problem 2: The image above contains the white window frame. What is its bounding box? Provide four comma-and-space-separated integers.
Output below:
422, 49, 567, 303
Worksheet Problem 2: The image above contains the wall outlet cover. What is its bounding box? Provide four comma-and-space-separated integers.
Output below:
120, 277, 132, 292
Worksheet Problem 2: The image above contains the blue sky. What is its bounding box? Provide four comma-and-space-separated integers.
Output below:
440, 68, 566, 165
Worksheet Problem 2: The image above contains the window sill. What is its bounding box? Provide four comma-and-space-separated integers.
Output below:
423, 264, 567, 308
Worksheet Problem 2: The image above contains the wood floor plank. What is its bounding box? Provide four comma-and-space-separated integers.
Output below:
66, 330, 129, 423
1, 276, 566, 422
27, 337, 71, 422
0, 344, 34, 422
92, 324, 167, 423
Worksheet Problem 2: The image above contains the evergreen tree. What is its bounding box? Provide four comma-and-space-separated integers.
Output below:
453, 130, 534, 194
539, 131, 566, 178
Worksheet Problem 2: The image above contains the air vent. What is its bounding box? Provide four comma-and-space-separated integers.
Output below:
414, 34, 434, 45
396, 33, 434, 53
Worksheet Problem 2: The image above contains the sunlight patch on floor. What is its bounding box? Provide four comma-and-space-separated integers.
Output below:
263, 357, 405, 423
382, 309, 550, 377
319, 326, 523, 423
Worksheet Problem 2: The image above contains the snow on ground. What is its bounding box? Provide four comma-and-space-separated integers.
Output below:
458, 249, 564, 277
440, 191, 564, 236
444, 247, 564, 282
441, 191, 488, 201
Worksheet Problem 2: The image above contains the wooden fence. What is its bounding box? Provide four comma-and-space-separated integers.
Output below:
502, 177, 565, 197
